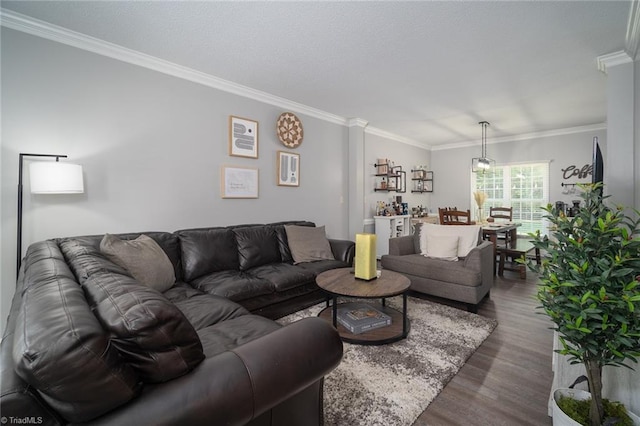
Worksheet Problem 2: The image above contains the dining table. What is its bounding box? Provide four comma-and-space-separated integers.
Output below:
481, 222, 520, 274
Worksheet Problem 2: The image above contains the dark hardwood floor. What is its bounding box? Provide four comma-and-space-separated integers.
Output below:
413, 271, 554, 426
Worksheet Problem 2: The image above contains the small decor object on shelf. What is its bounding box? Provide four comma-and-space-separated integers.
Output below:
229, 116, 258, 158
276, 112, 304, 148
354, 233, 377, 280
336, 302, 391, 334
276, 151, 300, 186
377, 158, 389, 174
411, 168, 433, 193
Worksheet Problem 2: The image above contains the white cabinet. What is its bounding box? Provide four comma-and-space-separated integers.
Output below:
374, 215, 411, 259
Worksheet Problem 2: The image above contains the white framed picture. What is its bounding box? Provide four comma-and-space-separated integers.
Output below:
221, 166, 259, 198
277, 151, 300, 187
228, 116, 258, 158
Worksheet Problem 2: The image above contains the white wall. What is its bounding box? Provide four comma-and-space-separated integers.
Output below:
0, 29, 433, 332
1, 29, 350, 330
429, 130, 606, 214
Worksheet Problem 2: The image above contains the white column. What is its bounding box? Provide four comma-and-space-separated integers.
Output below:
347, 119, 368, 240
595, 50, 640, 415
597, 52, 635, 210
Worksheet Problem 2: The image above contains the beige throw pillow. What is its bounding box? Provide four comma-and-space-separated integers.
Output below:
425, 233, 459, 261
100, 234, 176, 292
285, 225, 335, 264
418, 224, 480, 258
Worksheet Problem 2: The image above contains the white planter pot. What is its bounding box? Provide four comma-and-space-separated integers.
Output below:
552, 388, 640, 426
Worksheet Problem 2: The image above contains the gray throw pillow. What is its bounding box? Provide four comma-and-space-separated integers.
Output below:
100, 233, 176, 292
285, 225, 335, 264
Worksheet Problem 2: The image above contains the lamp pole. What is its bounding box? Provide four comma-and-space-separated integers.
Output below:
17, 153, 67, 276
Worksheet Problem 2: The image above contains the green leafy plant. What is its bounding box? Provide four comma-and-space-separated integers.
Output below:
525, 183, 640, 426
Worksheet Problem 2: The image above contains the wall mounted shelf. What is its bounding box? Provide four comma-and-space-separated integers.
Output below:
374, 164, 406, 193
410, 169, 433, 193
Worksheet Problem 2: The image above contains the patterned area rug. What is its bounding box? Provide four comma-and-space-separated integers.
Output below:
277, 296, 497, 426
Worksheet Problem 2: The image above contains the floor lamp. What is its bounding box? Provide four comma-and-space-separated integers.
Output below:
17, 153, 84, 275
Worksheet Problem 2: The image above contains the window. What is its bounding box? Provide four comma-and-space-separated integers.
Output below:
471, 162, 549, 236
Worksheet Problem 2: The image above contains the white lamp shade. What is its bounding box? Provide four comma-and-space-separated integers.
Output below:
29, 162, 84, 194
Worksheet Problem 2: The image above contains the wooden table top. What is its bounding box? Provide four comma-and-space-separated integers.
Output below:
316, 268, 410, 298
481, 223, 519, 234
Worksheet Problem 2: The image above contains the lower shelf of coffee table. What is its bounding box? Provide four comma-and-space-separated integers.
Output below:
318, 303, 410, 345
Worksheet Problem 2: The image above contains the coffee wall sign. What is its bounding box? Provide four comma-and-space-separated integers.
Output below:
561, 163, 592, 180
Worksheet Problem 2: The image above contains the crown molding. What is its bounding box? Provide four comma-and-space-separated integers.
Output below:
0, 8, 348, 126
430, 123, 607, 151
597, 50, 634, 74
348, 118, 369, 128
626, 0, 640, 60
0, 8, 610, 153
364, 126, 429, 150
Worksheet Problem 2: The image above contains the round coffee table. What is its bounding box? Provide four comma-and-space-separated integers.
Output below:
316, 268, 411, 345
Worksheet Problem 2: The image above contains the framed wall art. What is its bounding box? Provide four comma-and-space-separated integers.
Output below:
228, 116, 258, 158
277, 151, 300, 187
221, 166, 259, 198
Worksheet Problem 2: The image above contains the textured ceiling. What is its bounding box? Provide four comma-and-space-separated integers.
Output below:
1, 1, 634, 148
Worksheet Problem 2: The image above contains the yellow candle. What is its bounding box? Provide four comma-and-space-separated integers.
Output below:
355, 233, 377, 281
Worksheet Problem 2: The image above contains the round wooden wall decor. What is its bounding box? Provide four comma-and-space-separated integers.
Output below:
276, 112, 304, 148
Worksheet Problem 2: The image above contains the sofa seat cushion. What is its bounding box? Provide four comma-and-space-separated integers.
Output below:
382, 254, 481, 287
177, 228, 240, 282
197, 315, 282, 358
190, 270, 274, 302
82, 271, 205, 383
246, 263, 316, 292
163, 283, 250, 330
296, 259, 351, 275
233, 226, 282, 271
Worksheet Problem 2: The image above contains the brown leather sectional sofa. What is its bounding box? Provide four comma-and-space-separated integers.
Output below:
1, 221, 354, 425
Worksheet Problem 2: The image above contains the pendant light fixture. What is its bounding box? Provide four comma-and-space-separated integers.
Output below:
472, 121, 495, 173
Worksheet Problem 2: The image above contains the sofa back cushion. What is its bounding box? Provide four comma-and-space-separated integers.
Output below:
233, 226, 281, 271
13, 241, 140, 423
415, 223, 481, 258
271, 220, 315, 262
82, 270, 205, 383
177, 228, 240, 281
58, 232, 182, 282
100, 233, 176, 292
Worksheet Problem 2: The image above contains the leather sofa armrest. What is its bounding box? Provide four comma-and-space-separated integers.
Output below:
89, 317, 343, 426
328, 239, 355, 264
388, 236, 416, 256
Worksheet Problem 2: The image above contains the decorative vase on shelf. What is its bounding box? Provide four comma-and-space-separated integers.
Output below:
476, 208, 483, 225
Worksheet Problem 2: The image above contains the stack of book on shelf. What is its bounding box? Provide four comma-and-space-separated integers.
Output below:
336, 302, 392, 334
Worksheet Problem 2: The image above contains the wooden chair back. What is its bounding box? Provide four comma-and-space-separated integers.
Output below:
439, 208, 473, 225
489, 207, 513, 221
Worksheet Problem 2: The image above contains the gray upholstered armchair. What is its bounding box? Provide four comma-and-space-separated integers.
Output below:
380, 223, 494, 313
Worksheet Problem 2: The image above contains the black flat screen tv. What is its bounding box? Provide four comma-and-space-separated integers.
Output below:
592, 136, 603, 185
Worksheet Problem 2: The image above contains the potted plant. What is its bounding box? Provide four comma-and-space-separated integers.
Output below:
525, 183, 640, 426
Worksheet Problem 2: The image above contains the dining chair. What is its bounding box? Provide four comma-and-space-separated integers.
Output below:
489, 206, 513, 248
489, 207, 513, 221
438, 208, 473, 225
